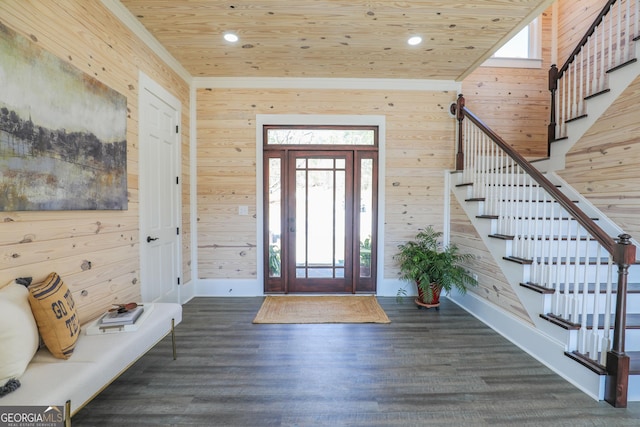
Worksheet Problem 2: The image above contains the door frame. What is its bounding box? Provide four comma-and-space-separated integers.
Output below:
138, 71, 182, 303
256, 115, 386, 294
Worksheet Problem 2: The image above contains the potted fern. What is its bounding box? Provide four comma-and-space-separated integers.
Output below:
395, 226, 477, 308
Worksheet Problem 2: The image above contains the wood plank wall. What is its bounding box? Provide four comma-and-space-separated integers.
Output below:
0, 0, 191, 323
461, 6, 553, 160
557, 0, 603, 65
196, 88, 457, 283
449, 197, 532, 324
560, 75, 640, 242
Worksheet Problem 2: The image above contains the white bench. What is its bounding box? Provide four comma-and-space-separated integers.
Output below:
0, 302, 182, 426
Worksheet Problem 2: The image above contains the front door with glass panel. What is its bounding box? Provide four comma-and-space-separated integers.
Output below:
264, 126, 378, 294
288, 151, 352, 292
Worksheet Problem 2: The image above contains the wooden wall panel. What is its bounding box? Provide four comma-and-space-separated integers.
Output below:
450, 197, 532, 324
560, 75, 640, 243
196, 88, 457, 281
461, 6, 553, 160
0, 0, 190, 322
553, 0, 640, 245
557, 0, 603, 65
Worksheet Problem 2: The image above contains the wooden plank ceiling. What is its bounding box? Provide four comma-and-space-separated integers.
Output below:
120, 0, 554, 80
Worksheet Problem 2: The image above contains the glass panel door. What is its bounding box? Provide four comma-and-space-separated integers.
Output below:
288, 151, 353, 293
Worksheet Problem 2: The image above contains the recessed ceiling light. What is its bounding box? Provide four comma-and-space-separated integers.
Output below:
224, 33, 239, 42
408, 36, 423, 46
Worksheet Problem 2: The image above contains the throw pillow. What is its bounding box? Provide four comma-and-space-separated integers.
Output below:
28, 273, 80, 359
0, 282, 40, 390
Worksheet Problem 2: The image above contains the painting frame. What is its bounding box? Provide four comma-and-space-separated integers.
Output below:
0, 22, 128, 211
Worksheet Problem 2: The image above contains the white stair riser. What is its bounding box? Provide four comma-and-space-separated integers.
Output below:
483, 202, 584, 219
508, 239, 604, 259
522, 263, 639, 285
492, 218, 599, 237
544, 291, 640, 316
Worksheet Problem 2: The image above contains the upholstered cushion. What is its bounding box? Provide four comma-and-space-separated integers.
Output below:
0, 282, 40, 385
28, 273, 80, 359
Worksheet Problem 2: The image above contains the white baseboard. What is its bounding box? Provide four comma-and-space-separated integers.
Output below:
191, 278, 408, 297
196, 279, 264, 297
179, 280, 196, 304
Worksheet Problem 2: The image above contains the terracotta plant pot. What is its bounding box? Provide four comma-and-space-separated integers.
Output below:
416, 282, 441, 307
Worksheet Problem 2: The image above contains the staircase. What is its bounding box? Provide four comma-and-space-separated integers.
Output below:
450, 155, 640, 404
447, 0, 640, 407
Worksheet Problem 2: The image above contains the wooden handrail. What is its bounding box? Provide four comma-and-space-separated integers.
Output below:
557, 0, 617, 77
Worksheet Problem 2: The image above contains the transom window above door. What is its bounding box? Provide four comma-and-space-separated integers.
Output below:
265, 126, 376, 146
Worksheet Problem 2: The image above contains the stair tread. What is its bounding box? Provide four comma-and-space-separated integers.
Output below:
497, 199, 578, 203
501, 235, 597, 242
489, 233, 514, 240
542, 313, 640, 330
530, 157, 551, 163
606, 57, 638, 73
520, 282, 555, 294
520, 282, 640, 294
584, 88, 611, 100
508, 256, 612, 265
508, 216, 598, 221
531, 256, 613, 265
564, 351, 640, 375
564, 351, 606, 375
566, 113, 588, 123
503, 256, 533, 265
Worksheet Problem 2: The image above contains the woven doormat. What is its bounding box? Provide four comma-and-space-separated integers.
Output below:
252, 295, 391, 324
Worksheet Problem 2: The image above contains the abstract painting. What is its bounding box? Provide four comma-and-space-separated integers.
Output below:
0, 23, 127, 211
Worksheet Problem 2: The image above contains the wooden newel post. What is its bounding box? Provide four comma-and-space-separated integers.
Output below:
548, 64, 558, 152
453, 94, 465, 171
605, 233, 636, 407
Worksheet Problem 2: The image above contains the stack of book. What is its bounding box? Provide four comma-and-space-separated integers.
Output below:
99, 305, 144, 330
86, 304, 153, 335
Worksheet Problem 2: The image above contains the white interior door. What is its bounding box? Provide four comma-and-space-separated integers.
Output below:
139, 72, 181, 303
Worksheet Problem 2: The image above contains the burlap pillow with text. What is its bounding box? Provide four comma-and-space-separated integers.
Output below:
27, 273, 80, 359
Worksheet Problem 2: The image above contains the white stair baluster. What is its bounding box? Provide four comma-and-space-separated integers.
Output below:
632, 0, 640, 38
571, 225, 583, 323
579, 230, 591, 354
625, 0, 631, 62
600, 257, 614, 365
617, 0, 624, 65
553, 201, 563, 314
579, 50, 585, 115
609, 7, 615, 70
497, 150, 505, 234
590, 245, 603, 359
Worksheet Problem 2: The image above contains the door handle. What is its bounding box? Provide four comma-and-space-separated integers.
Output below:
147, 236, 159, 243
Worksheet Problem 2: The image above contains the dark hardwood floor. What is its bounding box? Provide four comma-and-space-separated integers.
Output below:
73, 297, 640, 426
